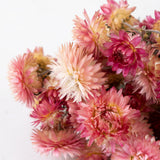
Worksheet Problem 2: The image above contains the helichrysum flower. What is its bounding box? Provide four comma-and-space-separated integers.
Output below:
76, 143, 107, 160
31, 128, 86, 159
30, 89, 70, 129
133, 48, 160, 102
8, 52, 42, 106
142, 10, 160, 43
129, 114, 153, 137
73, 10, 109, 58
102, 30, 148, 77
49, 43, 106, 102
123, 83, 151, 112
101, 0, 137, 31
111, 135, 160, 160
30, 47, 52, 78
133, 70, 158, 102
75, 87, 140, 147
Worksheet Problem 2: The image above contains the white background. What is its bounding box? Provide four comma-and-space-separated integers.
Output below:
0, 0, 160, 160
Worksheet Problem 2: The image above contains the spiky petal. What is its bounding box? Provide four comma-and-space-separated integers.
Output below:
111, 135, 160, 160
76, 143, 107, 160
73, 10, 109, 58
49, 43, 106, 102
31, 128, 86, 159
102, 30, 148, 77
101, 0, 137, 31
8, 53, 42, 106
30, 89, 70, 129
75, 87, 140, 148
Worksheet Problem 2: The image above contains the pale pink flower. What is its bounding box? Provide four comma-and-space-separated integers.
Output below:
111, 135, 160, 160
49, 43, 106, 102
131, 46, 160, 102
133, 70, 158, 102
8, 53, 42, 106
129, 114, 153, 137
73, 10, 109, 58
31, 128, 86, 159
102, 30, 148, 77
101, 0, 136, 31
75, 87, 140, 147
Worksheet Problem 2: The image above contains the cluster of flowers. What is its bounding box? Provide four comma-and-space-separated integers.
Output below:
8, 0, 160, 159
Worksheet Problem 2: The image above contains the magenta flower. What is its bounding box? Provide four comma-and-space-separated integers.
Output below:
102, 30, 148, 77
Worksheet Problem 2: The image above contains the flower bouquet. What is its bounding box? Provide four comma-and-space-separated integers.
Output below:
8, 0, 160, 159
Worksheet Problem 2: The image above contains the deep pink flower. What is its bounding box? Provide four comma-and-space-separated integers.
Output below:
75, 87, 140, 148
111, 135, 160, 160
31, 128, 86, 159
123, 83, 151, 112
102, 30, 148, 77
8, 53, 42, 106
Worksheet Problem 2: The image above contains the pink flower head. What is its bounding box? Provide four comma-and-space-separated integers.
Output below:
142, 10, 160, 29
111, 135, 160, 160
30, 89, 70, 129
129, 114, 153, 137
8, 53, 42, 107
73, 10, 109, 58
76, 87, 140, 147
76, 143, 107, 160
141, 10, 160, 43
49, 43, 106, 102
101, 0, 136, 31
133, 70, 158, 102
31, 128, 86, 159
103, 30, 148, 77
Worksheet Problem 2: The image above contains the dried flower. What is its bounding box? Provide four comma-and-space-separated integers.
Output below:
32, 128, 86, 159
73, 10, 109, 58
111, 135, 160, 160
8, 53, 42, 106
76, 143, 107, 160
101, 0, 137, 31
76, 87, 140, 147
102, 30, 147, 77
49, 43, 106, 102
30, 89, 70, 129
